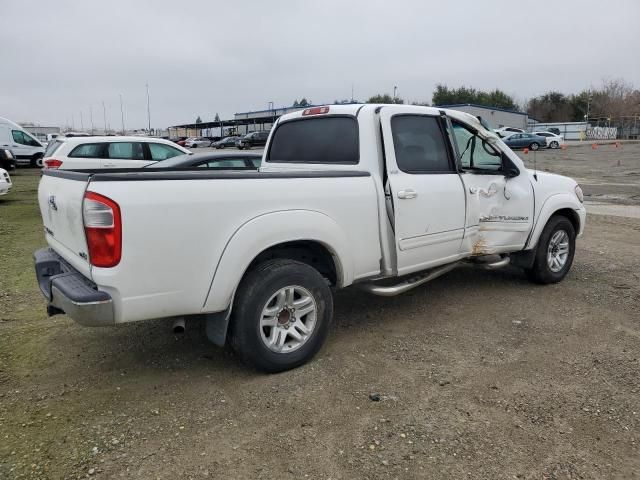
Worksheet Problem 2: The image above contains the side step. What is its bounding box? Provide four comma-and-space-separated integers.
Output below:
357, 262, 461, 297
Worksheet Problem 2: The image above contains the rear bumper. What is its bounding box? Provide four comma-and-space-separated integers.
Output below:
33, 248, 115, 326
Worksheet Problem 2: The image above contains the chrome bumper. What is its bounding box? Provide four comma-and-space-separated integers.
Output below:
34, 248, 115, 326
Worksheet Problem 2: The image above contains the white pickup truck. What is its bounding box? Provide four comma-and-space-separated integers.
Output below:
34, 104, 586, 372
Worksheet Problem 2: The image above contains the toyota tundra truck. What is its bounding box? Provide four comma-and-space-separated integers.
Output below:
34, 104, 586, 372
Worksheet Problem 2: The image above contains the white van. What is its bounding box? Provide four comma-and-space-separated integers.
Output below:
0, 117, 46, 167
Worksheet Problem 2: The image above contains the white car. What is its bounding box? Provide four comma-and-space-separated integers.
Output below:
184, 137, 212, 148
532, 131, 565, 149
35, 104, 585, 372
494, 126, 525, 138
42, 136, 190, 170
0, 168, 12, 195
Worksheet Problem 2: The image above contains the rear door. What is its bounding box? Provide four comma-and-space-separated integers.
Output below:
103, 141, 150, 168
380, 106, 466, 275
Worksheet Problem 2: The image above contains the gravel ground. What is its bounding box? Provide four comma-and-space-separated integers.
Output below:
0, 144, 639, 479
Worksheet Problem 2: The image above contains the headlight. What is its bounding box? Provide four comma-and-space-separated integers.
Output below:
574, 185, 584, 203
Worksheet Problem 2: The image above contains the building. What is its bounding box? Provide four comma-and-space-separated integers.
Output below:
437, 104, 529, 130
21, 124, 61, 142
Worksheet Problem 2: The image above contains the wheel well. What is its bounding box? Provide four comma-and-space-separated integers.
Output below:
248, 241, 339, 286
553, 208, 580, 234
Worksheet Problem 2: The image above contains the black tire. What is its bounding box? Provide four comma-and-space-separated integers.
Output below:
550, 141, 559, 149
526, 215, 576, 284
30, 154, 43, 168
529, 142, 540, 151
230, 259, 333, 373
191, 144, 197, 148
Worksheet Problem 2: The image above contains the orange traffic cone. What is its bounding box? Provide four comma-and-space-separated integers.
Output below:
523, 148, 529, 154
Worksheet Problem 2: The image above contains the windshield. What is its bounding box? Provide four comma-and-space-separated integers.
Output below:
144, 153, 192, 168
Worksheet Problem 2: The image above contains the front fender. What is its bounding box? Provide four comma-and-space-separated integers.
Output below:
526, 193, 585, 249
203, 209, 353, 312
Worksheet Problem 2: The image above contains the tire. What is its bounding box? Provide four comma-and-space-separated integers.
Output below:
230, 259, 333, 372
30, 154, 43, 168
550, 141, 559, 149
191, 144, 197, 148
529, 142, 540, 151
526, 215, 576, 284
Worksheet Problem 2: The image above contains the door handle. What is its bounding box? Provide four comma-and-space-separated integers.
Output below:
397, 189, 417, 199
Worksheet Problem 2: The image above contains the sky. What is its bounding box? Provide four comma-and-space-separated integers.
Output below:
1, 0, 638, 130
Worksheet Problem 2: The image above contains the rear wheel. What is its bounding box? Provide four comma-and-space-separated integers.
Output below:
191, 144, 197, 148
526, 215, 576, 284
529, 142, 540, 151
550, 141, 559, 149
30, 154, 43, 168
230, 259, 333, 372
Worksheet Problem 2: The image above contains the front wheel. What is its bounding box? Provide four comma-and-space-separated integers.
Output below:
30, 154, 43, 168
230, 259, 333, 372
526, 215, 576, 284
529, 142, 540, 151
191, 144, 197, 148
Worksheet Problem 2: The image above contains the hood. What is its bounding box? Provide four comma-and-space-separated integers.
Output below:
528, 169, 578, 189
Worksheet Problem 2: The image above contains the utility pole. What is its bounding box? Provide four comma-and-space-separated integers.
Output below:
119, 94, 125, 134
146, 84, 151, 135
102, 101, 107, 135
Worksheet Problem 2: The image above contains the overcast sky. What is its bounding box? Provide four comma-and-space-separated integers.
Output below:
1, 0, 638, 130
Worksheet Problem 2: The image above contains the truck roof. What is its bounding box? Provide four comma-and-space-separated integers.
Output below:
277, 104, 491, 136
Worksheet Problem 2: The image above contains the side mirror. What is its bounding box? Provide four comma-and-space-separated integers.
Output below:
502, 154, 520, 178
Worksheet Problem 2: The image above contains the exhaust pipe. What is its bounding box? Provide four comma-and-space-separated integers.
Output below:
172, 317, 185, 334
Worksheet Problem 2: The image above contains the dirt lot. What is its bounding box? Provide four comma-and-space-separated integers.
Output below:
1, 144, 639, 479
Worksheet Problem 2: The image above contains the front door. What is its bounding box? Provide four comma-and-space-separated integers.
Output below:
449, 120, 534, 254
380, 106, 466, 276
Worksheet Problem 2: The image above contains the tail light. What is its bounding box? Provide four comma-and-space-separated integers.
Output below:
302, 106, 330, 116
44, 158, 63, 169
83, 191, 122, 267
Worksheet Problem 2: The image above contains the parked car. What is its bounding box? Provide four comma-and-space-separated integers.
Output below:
0, 116, 46, 167
236, 131, 269, 149
34, 104, 585, 372
532, 131, 565, 149
42, 136, 190, 170
0, 168, 11, 196
0, 148, 16, 170
211, 136, 240, 149
207, 136, 222, 143
494, 126, 525, 138
502, 132, 548, 150
146, 152, 261, 169
185, 137, 212, 148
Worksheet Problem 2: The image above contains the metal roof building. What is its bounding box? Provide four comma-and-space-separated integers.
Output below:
437, 104, 529, 130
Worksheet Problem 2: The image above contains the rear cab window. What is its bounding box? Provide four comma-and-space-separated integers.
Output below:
267, 116, 358, 164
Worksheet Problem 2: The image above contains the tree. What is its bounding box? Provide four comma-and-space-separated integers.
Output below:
432, 84, 518, 110
214, 113, 220, 122
366, 93, 404, 104
298, 98, 311, 107
195, 116, 202, 124
527, 92, 573, 122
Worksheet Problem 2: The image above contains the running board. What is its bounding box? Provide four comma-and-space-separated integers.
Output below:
357, 262, 461, 297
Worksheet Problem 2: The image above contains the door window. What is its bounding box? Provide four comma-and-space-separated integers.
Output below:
198, 159, 248, 168
390, 115, 452, 173
108, 142, 144, 160
148, 143, 183, 160
12, 130, 40, 147
451, 121, 502, 172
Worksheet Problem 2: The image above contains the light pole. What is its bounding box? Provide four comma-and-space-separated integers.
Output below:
89, 106, 94, 134
80, 111, 84, 131
119, 94, 125, 134
146, 84, 151, 135
268, 101, 274, 127
393, 86, 398, 103
102, 101, 107, 134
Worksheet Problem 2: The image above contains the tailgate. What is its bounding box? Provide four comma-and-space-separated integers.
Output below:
38, 171, 92, 277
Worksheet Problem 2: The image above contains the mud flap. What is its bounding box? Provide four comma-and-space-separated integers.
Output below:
204, 309, 232, 347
